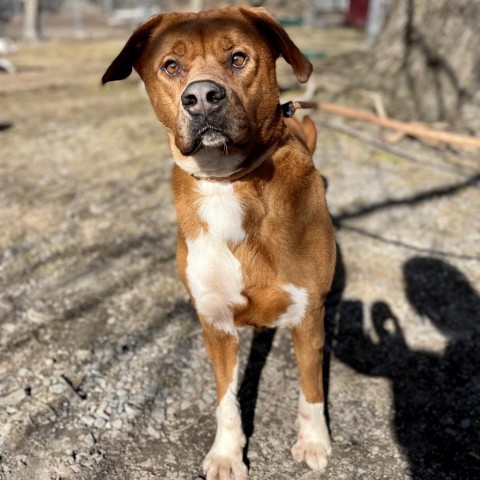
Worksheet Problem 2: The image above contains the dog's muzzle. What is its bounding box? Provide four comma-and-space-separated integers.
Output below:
176, 80, 250, 155
180, 80, 232, 150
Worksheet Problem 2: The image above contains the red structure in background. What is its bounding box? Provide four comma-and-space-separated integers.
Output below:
346, 0, 370, 27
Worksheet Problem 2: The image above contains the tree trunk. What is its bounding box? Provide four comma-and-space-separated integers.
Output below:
368, 0, 480, 133
23, 0, 40, 41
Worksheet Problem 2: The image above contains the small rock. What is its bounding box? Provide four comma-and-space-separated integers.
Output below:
0, 389, 26, 406
124, 403, 139, 420
147, 424, 160, 438
151, 408, 166, 423
165, 405, 177, 419
82, 415, 95, 427
131, 395, 145, 408
96, 378, 107, 389
112, 419, 123, 430
96, 401, 110, 418
16, 455, 28, 466
50, 383, 66, 395
144, 384, 158, 399
95, 417, 106, 429
75, 349, 90, 361
80, 433, 96, 447
80, 458, 94, 469
118, 389, 129, 402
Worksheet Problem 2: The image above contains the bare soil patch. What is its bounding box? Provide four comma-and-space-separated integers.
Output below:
1, 29, 479, 479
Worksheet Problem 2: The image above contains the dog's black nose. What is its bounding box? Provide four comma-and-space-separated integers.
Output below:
181, 80, 227, 116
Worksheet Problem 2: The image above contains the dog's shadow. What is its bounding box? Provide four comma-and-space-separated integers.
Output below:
238, 327, 277, 468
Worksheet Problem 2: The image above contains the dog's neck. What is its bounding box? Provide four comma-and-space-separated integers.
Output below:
189, 147, 272, 183
179, 134, 281, 183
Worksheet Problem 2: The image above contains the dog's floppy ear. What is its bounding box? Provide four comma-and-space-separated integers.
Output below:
240, 7, 312, 84
102, 15, 162, 84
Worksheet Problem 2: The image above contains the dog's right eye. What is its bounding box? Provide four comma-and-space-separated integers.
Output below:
231, 52, 248, 69
163, 60, 181, 77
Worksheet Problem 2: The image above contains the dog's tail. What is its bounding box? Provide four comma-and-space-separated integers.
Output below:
285, 115, 317, 155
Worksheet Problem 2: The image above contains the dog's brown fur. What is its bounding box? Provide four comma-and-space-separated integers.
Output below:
103, 6, 335, 478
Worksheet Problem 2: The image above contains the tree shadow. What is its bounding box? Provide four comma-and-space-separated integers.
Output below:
332, 172, 480, 226
334, 256, 480, 478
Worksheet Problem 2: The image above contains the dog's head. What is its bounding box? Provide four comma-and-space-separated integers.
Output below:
102, 7, 312, 178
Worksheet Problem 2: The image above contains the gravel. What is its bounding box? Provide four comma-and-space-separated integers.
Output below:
1, 27, 479, 480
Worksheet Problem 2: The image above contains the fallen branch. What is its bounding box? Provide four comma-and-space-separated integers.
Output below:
285, 101, 480, 150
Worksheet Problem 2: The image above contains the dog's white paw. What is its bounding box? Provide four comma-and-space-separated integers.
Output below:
203, 453, 248, 480
292, 438, 331, 471
292, 394, 332, 472
204, 377, 247, 479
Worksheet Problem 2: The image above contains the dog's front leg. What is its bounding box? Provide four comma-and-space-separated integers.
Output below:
291, 306, 332, 472
201, 320, 248, 480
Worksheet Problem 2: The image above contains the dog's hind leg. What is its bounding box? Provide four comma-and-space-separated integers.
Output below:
201, 321, 248, 480
291, 305, 332, 472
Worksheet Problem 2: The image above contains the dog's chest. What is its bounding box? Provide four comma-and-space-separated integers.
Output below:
185, 181, 247, 333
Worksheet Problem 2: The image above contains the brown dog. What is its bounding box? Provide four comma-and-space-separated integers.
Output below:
103, 7, 335, 479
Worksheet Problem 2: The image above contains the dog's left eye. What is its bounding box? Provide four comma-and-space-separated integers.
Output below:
231, 52, 248, 69
163, 60, 181, 77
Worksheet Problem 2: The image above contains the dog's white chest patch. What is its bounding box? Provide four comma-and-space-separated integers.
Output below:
186, 180, 246, 335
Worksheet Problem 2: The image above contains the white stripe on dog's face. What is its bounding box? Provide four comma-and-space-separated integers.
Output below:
186, 180, 247, 335
203, 363, 248, 479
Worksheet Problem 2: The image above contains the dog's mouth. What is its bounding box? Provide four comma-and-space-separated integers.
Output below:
180, 125, 248, 156
199, 126, 228, 147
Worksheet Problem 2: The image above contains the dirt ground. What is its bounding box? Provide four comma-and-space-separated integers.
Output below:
1, 23, 479, 480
